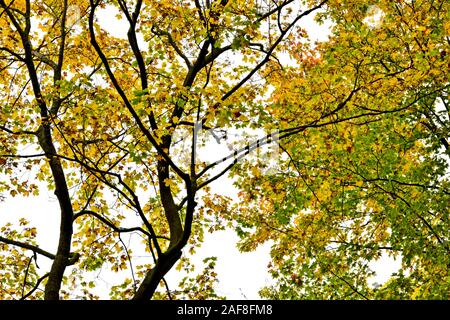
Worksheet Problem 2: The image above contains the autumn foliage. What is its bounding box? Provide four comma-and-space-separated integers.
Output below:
0, 0, 448, 300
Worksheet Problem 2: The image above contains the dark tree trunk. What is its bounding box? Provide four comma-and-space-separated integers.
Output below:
38, 125, 74, 300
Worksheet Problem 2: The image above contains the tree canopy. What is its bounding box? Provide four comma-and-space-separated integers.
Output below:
0, 0, 448, 300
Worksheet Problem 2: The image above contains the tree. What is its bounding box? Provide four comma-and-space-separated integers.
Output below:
0, 0, 448, 300
229, 0, 450, 299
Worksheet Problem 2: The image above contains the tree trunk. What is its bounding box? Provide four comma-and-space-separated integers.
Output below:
38, 125, 74, 300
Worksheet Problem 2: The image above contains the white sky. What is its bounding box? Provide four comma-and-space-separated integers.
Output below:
0, 3, 401, 300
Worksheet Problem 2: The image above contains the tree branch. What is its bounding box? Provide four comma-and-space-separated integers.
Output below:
88, 0, 187, 181
221, 0, 329, 101
73, 210, 169, 241
20, 273, 49, 300
0, 236, 56, 260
